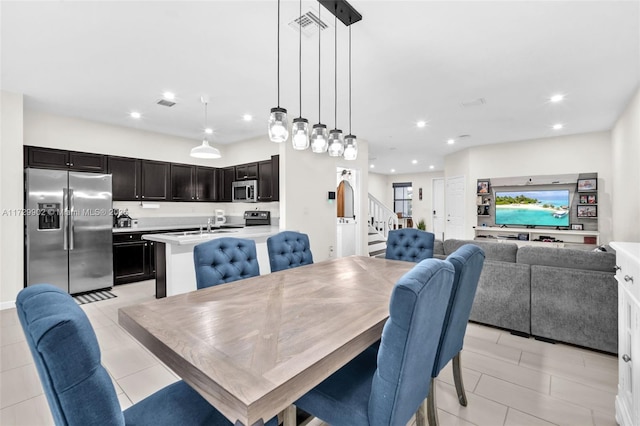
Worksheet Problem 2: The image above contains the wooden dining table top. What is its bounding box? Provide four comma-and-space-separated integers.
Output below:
118, 255, 414, 426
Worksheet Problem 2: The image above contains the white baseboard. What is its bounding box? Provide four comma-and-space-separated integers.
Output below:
1, 300, 16, 310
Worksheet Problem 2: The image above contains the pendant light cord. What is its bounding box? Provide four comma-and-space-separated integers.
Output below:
318, 4, 321, 124
349, 23, 352, 134
334, 13, 337, 129
298, 0, 302, 118
277, 0, 281, 107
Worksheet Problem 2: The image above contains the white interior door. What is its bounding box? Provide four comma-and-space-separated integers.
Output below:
445, 175, 466, 240
432, 178, 445, 241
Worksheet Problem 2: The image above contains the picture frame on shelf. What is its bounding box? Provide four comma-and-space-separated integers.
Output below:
577, 205, 597, 218
579, 195, 588, 204
587, 194, 597, 204
577, 178, 597, 192
571, 223, 584, 230
477, 180, 490, 194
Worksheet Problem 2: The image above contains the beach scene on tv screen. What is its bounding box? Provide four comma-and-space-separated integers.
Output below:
495, 190, 570, 227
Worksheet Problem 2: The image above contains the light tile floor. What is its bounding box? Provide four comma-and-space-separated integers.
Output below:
0, 280, 618, 426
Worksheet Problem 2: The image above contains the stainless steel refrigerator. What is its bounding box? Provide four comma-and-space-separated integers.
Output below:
25, 168, 113, 294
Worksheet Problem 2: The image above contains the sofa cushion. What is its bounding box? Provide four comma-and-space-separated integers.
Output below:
444, 239, 518, 263
434, 239, 445, 256
517, 246, 616, 273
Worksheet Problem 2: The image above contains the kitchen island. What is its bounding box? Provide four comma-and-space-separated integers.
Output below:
143, 225, 280, 298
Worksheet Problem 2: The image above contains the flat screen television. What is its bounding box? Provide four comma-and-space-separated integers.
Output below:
495, 189, 570, 227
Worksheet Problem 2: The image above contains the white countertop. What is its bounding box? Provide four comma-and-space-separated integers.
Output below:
113, 224, 200, 233
610, 242, 640, 259
142, 225, 281, 246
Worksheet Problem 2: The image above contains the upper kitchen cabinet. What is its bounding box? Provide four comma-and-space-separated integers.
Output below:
25, 146, 107, 173
170, 164, 216, 201
108, 156, 141, 201
258, 155, 279, 202
217, 167, 235, 202
235, 162, 258, 181
141, 160, 170, 201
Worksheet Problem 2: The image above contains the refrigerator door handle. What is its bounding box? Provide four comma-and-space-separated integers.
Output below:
62, 187, 69, 250
69, 188, 75, 250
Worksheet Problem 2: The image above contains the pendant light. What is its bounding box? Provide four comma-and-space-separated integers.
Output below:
343, 23, 357, 161
190, 97, 221, 159
291, 0, 309, 150
311, 3, 329, 153
268, 0, 289, 143
328, 12, 344, 157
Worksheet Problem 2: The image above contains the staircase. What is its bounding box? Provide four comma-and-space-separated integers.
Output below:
367, 194, 398, 258
368, 226, 387, 258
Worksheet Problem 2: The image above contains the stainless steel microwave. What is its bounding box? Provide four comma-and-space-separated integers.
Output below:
232, 180, 258, 203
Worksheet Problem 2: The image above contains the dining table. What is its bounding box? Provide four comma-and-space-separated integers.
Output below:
118, 255, 414, 426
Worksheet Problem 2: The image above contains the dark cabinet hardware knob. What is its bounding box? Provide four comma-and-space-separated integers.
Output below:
623, 354, 631, 363
624, 275, 634, 283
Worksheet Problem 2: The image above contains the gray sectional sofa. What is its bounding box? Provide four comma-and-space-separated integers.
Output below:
434, 239, 618, 353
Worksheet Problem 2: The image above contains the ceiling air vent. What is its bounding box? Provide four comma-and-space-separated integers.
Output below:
460, 98, 486, 107
157, 99, 176, 107
289, 10, 330, 37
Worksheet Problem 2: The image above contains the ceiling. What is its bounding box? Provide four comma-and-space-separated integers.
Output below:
2, 1, 639, 175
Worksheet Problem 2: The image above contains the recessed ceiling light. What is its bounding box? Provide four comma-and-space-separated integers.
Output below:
429, 165, 434, 169
412, 160, 418, 164
447, 139, 455, 145
130, 111, 141, 119
205, 128, 213, 134
552, 123, 564, 130
163, 91, 175, 101
390, 168, 395, 173
243, 114, 253, 122
416, 120, 427, 128
370, 164, 375, 169
550, 94, 565, 103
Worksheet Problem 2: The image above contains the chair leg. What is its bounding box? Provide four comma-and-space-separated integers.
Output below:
426, 377, 439, 426
283, 405, 297, 426
453, 352, 467, 407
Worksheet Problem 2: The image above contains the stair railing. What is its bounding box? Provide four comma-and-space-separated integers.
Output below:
368, 193, 398, 239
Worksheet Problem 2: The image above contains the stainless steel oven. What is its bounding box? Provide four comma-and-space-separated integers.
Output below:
232, 180, 258, 203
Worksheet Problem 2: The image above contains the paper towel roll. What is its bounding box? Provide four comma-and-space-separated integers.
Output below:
214, 209, 226, 224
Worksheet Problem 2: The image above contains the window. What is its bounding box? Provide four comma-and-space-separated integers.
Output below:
393, 182, 412, 217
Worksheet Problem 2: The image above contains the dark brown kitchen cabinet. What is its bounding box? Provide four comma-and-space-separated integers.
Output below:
257, 155, 279, 202
141, 160, 170, 200
170, 164, 194, 201
217, 167, 235, 202
108, 156, 141, 201
195, 167, 216, 201
234, 162, 258, 181
25, 146, 106, 172
171, 164, 216, 201
113, 232, 157, 285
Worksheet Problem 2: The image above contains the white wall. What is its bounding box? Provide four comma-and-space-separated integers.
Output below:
0, 91, 25, 307
280, 138, 369, 262
611, 86, 640, 242
368, 172, 388, 204
445, 131, 614, 243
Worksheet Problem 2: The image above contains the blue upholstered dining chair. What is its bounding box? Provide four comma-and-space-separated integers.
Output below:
266, 231, 313, 272
425, 244, 485, 426
293, 258, 455, 426
385, 228, 435, 262
193, 237, 260, 289
16, 284, 277, 426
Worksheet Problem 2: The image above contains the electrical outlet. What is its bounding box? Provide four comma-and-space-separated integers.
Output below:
328, 245, 334, 258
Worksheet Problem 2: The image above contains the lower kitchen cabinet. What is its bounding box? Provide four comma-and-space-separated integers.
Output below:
113, 232, 156, 285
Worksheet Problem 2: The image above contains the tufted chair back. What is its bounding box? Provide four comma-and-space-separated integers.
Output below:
267, 231, 314, 272
17, 284, 125, 425
194, 238, 260, 289
385, 228, 435, 262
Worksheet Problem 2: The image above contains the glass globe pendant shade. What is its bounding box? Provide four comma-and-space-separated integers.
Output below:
327, 129, 344, 157
310, 123, 329, 153
190, 139, 221, 159
343, 134, 358, 160
268, 107, 289, 143
291, 117, 310, 150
